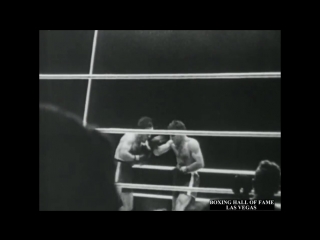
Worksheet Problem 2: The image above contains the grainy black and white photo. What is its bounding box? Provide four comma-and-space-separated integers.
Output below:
39, 30, 281, 211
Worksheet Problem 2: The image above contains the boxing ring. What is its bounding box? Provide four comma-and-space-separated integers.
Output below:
39, 30, 281, 210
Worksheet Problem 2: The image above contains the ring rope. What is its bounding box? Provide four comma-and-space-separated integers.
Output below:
133, 193, 281, 210
96, 128, 280, 138
133, 193, 210, 202
132, 164, 255, 175
116, 183, 281, 196
39, 72, 280, 80
116, 183, 233, 194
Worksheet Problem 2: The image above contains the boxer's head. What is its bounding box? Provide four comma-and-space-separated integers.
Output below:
168, 120, 186, 145
137, 116, 153, 141
253, 160, 281, 197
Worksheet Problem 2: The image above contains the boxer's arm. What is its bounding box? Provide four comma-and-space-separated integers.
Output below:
118, 139, 140, 163
186, 140, 204, 172
153, 140, 173, 156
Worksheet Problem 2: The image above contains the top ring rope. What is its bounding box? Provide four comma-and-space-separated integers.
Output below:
96, 128, 280, 138
39, 72, 280, 80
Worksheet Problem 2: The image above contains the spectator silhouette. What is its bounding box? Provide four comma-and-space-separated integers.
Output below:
39, 104, 120, 211
251, 160, 281, 210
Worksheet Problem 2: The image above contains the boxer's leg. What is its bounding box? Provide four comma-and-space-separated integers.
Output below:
116, 161, 134, 211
